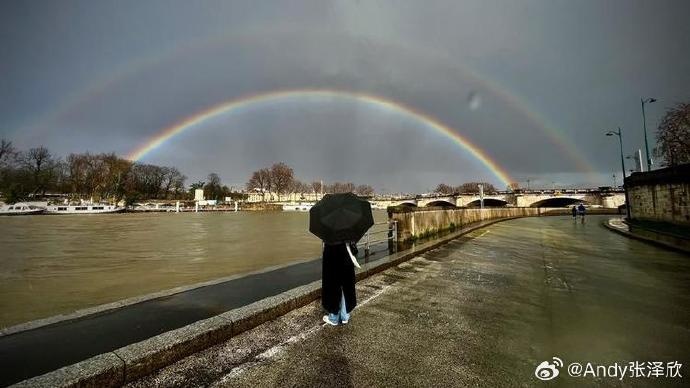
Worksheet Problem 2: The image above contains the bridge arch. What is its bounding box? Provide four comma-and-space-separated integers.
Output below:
394, 201, 418, 207
530, 197, 588, 208
425, 200, 456, 208
466, 198, 508, 207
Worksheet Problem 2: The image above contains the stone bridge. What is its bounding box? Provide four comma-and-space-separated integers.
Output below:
372, 190, 625, 209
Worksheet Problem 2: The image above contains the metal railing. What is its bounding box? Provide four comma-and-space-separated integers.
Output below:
357, 220, 397, 257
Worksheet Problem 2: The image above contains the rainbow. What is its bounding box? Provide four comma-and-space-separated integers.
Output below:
126, 89, 514, 186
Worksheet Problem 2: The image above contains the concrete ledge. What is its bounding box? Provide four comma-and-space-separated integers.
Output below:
113, 315, 233, 382
11, 216, 521, 386
219, 282, 320, 336
603, 218, 690, 255
12, 352, 124, 388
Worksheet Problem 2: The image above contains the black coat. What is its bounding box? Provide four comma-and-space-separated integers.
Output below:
321, 243, 357, 314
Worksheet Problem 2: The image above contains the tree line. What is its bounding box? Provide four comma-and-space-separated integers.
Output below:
433, 182, 498, 195
246, 162, 375, 198
0, 140, 193, 204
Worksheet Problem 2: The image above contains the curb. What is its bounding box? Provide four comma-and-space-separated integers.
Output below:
603, 218, 690, 255
11, 217, 517, 387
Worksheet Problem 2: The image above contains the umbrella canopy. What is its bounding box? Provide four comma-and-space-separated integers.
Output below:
309, 192, 374, 244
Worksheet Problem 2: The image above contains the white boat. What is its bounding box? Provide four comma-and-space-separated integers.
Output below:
0, 203, 46, 216
45, 204, 124, 214
282, 202, 314, 211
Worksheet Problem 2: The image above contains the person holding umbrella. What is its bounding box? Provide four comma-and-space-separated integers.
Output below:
309, 192, 374, 326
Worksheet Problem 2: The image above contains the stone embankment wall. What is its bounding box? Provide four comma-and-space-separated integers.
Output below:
389, 207, 568, 242
626, 164, 690, 226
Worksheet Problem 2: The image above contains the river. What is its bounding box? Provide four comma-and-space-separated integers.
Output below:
0, 210, 388, 328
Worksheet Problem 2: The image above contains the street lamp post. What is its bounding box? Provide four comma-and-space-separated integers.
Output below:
641, 97, 657, 172
606, 127, 631, 219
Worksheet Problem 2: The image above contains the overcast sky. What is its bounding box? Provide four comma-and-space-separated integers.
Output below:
2, 0, 689, 192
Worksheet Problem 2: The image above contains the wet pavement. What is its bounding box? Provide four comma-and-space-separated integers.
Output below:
131, 216, 690, 387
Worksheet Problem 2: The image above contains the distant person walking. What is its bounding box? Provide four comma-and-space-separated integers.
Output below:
571, 205, 577, 219
321, 242, 357, 325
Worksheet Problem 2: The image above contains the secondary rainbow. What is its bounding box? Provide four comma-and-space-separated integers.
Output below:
127, 89, 514, 186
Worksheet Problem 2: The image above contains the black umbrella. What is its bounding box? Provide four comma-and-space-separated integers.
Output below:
309, 192, 374, 244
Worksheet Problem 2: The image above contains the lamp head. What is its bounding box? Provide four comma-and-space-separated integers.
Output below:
606, 132, 614, 136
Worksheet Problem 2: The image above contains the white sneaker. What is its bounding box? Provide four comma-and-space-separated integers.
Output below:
341, 319, 349, 324
323, 315, 338, 326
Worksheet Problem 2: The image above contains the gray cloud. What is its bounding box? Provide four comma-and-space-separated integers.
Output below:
2, 0, 689, 191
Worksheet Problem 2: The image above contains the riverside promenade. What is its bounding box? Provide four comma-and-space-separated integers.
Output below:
127, 216, 690, 387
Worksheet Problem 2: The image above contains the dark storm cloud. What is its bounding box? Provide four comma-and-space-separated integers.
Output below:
1, 0, 689, 191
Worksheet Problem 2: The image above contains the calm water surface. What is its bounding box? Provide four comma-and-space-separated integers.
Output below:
0, 211, 387, 328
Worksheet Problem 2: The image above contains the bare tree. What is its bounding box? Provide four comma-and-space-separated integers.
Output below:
1, 143, 187, 203
291, 179, 310, 194
355, 184, 374, 196
205, 172, 223, 200
0, 139, 15, 166
67, 153, 89, 195
457, 182, 496, 194
125, 163, 167, 199
20, 146, 58, 195
0, 139, 17, 190
171, 173, 187, 198
310, 180, 323, 195
655, 102, 690, 166
330, 181, 355, 193
246, 168, 272, 201
155, 166, 185, 199
269, 162, 294, 195
434, 183, 455, 195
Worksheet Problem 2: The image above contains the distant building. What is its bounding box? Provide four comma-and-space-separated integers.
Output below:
246, 189, 322, 203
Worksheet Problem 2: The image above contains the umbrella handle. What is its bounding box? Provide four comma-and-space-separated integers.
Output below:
345, 244, 361, 269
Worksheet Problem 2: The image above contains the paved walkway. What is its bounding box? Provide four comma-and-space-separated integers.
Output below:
129, 216, 690, 387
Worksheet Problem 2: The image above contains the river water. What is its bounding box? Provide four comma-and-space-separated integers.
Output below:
0, 211, 387, 328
